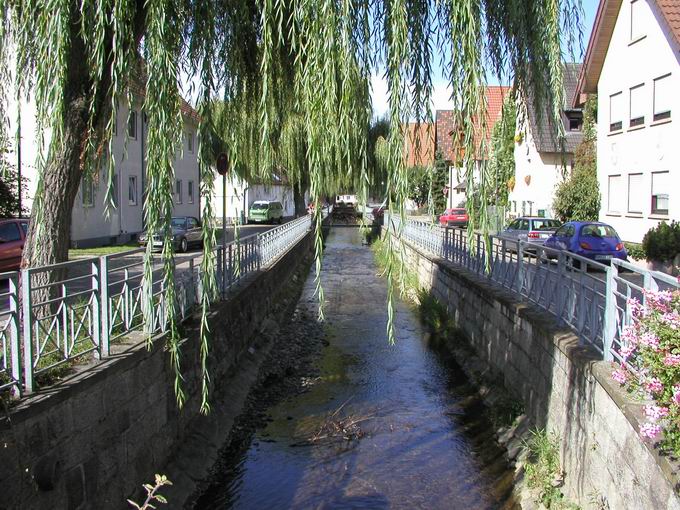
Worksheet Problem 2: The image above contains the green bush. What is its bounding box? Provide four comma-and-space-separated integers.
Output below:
624, 241, 646, 261
642, 221, 680, 262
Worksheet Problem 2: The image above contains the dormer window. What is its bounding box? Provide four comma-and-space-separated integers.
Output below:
630, 0, 644, 42
566, 111, 583, 132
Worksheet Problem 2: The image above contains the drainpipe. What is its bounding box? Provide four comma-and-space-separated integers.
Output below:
140, 109, 146, 230
242, 185, 250, 224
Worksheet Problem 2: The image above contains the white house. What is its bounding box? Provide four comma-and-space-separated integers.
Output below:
7, 73, 201, 247
209, 174, 300, 224
509, 63, 584, 219
576, 0, 680, 243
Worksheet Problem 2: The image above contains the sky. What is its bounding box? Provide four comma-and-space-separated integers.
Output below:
371, 0, 600, 118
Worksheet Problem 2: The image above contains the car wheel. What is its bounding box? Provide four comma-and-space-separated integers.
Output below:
179, 237, 188, 253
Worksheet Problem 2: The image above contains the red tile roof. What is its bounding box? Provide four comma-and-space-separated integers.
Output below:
403, 122, 435, 167
435, 86, 510, 161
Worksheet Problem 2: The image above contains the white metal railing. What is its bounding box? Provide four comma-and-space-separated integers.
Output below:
385, 214, 679, 360
0, 213, 320, 397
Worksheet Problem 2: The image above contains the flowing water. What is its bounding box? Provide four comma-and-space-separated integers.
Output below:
194, 227, 517, 509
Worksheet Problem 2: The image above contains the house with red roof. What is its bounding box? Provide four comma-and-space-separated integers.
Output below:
434, 86, 510, 209
575, 0, 680, 243
509, 63, 584, 219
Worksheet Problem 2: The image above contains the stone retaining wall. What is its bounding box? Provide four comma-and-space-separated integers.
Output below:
0, 232, 316, 509
395, 235, 679, 510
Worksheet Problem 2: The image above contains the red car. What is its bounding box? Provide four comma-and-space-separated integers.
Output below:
0, 218, 29, 272
439, 208, 469, 228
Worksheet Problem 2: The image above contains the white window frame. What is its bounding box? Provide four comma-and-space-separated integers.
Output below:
627, 173, 643, 213
175, 179, 182, 204
630, 0, 644, 42
629, 84, 645, 127
187, 132, 194, 153
128, 175, 138, 206
609, 92, 623, 132
653, 74, 672, 122
651, 171, 670, 216
607, 174, 623, 214
188, 180, 194, 204
128, 110, 137, 140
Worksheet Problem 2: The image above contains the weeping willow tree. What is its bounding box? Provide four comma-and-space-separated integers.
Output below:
0, 0, 580, 409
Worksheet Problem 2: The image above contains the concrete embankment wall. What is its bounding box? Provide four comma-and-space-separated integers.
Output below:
0, 232, 316, 509
394, 235, 680, 510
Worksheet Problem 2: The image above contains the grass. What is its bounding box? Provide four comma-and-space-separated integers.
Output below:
523, 429, 580, 509
69, 241, 139, 258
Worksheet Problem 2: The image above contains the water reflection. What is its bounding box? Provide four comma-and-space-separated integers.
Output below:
194, 228, 517, 509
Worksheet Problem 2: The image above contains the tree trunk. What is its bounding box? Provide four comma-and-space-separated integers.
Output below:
293, 174, 309, 217
21, 2, 146, 270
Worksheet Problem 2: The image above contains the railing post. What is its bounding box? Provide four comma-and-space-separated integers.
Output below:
93, 257, 106, 359
603, 263, 618, 361
8, 273, 21, 397
555, 251, 567, 324
21, 270, 34, 393
257, 235, 263, 270
516, 242, 524, 294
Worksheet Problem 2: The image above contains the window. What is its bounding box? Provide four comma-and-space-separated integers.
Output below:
128, 110, 137, 139
630, 0, 644, 41
128, 176, 138, 205
651, 171, 669, 215
568, 117, 582, 131
607, 175, 623, 213
629, 84, 645, 127
82, 175, 94, 207
555, 225, 575, 238
0, 222, 21, 243
20, 222, 28, 235
519, 219, 530, 231
627, 173, 644, 213
610, 92, 623, 131
653, 74, 671, 121
188, 180, 194, 204
508, 219, 521, 230
187, 217, 199, 230
581, 224, 619, 238
175, 179, 182, 204
187, 132, 194, 153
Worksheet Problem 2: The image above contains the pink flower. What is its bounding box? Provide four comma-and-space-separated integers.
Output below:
644, 405, 670, 422
673, 386, 680, 406
663, 353, 680, 366
628, 298, 644, 319
640, 422, 662, 439
621, 325, 639, 346
644, 377, 664, 394
661, 312, 680, 330
618, 344, 636, 360
612, 368, 628, 385
639, 332, 660, 351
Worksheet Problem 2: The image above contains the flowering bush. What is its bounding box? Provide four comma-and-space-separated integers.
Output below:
611, 289, 680, 455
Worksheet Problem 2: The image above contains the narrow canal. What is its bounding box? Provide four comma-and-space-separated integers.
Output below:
193, 227, 517, 509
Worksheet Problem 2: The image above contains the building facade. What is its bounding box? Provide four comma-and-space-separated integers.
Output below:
435, 86, 511, 210
509, 63, 584, 219
577, 0, 680, 242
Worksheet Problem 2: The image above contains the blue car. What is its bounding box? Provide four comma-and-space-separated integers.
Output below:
544, 221, 628, 264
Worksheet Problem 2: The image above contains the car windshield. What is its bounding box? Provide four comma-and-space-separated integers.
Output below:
532, 219, 561, 231
581, 224, 618, 238
451, 209, 466, 214
251, 203, 269, 210
171, 218, 186, 229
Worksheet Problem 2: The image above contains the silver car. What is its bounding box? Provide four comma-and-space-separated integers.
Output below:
500, 217, 562, 250
138, 216, 203, 253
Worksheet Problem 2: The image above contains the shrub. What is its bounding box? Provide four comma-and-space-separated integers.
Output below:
611, 290, 680, 456
625, 241, 646, 261
642, 221, 680, 262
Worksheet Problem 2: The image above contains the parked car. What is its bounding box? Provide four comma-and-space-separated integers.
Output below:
248, 201, 284, 224
543, 221, 628, 264
138, 216, 202, 253
0, 218, 29, 271
439, 208, 469, 227
500, 217, 562, 248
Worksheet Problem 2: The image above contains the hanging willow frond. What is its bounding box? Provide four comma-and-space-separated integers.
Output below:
0, 0, 580, 407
